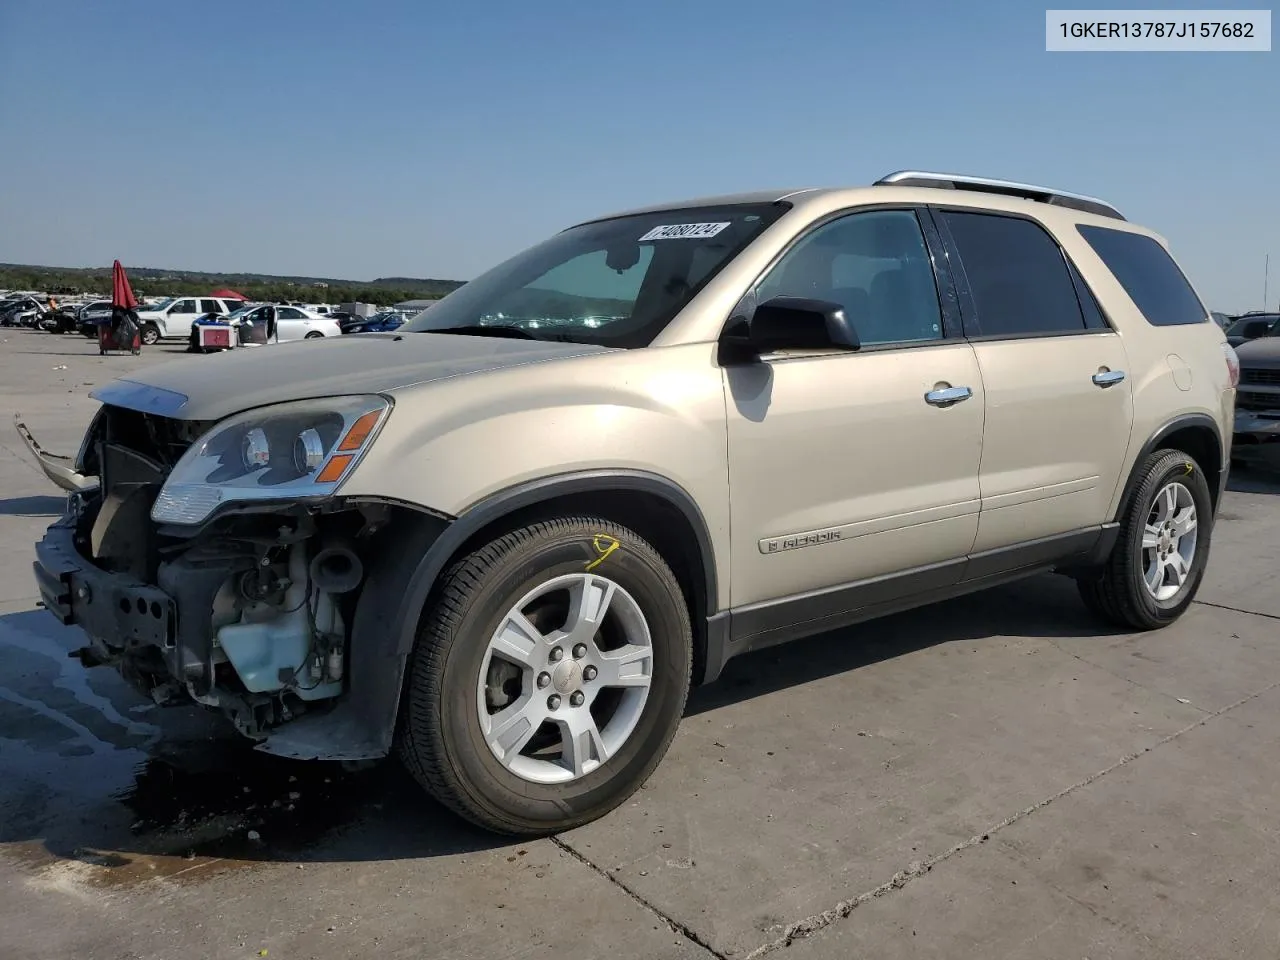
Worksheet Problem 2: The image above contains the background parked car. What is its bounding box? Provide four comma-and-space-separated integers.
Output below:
185, 302, 339, 350
1231, 335, 1280, 468
77, 301, 115, 337
1225, 312, 1280, 348
0, 296, 47, 327
340, 309, 409, 334
134, 295, 244, 344
43, 298, 107, 333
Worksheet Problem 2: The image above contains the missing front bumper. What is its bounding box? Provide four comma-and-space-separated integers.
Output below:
35, 519, 175, 650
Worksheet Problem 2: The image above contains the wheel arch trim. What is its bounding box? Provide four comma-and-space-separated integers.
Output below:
410, 470, 721, 646
326, 470, 721, 759
1113, 412, 1226, 522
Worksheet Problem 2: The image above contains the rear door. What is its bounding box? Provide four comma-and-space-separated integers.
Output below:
275, 306, 310, 340
930, 207, 1134, 555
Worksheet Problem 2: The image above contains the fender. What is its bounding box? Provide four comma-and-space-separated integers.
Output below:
260, 469, 720, 761
1112, 413, 1227, 523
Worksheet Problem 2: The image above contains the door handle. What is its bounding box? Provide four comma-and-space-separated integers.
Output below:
924, 385, 973, 407
1092, 369, 1126, 387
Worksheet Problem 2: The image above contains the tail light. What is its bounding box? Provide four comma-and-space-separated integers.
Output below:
1223, 343, 1240, 388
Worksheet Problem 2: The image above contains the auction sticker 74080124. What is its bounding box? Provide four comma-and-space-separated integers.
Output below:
638, 222, 730, 241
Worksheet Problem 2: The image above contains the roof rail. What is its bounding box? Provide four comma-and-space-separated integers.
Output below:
874, 170, 1126, 222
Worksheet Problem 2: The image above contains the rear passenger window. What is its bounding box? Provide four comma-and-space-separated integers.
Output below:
1077, 225, 1207, 327
940, 211, 1087, 337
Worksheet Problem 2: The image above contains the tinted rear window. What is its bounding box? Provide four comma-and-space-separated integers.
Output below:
940, 210, 1088, 337
1077, 225, 1207, 327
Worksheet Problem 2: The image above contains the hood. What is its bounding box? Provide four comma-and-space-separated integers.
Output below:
1235, 337, 1280, 368
90, 332, 612, 421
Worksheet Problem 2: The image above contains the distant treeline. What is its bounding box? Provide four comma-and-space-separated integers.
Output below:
0, 264, 466, 307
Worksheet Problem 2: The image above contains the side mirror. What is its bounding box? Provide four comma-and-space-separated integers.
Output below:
718, 296, 860, 364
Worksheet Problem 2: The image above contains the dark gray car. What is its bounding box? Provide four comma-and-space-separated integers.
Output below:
1232, 336, 1280, 466
1226, 312, 1280, 348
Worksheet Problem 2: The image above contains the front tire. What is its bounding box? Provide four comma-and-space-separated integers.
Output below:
1077, 449, 1213, 630
304, 331, 324, 339
140, 322, 161, 345
398, 516, 692, 836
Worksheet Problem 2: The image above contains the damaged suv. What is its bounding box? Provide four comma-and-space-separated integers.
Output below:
28, 171, 1236, 836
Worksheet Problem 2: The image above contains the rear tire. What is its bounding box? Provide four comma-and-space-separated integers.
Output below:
1077, 449, 1213, 630
398, 516, 692, 836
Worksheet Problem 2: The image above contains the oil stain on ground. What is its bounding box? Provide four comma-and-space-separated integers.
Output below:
1, 607, 476, 889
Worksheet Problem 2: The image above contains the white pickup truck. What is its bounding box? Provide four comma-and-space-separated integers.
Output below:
134, 296, 244, 344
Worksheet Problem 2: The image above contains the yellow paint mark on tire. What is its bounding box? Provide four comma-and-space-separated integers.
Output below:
585, 534, 620, 571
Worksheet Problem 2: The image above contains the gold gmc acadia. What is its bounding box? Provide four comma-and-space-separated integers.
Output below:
26, 171, 1238, 835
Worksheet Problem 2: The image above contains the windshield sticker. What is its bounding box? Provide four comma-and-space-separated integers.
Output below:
638, 222, 730, 241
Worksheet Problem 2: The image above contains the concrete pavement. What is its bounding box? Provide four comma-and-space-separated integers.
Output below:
1, 328, 1278, 960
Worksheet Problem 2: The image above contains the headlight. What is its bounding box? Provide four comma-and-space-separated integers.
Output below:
151, 395, 391, 525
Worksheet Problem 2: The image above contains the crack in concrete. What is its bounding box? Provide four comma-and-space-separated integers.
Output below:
740, 676, 1280, 959
1192, 599, 1280, 621
550, 835, 727, 959
1044, 637, 1213, 715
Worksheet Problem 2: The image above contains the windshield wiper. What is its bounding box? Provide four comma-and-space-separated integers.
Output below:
419, 324, 542, 340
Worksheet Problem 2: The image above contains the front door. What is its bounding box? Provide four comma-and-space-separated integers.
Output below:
164, 298, 200, 338
724, 208, 985, 635
931, 207, 1134, 553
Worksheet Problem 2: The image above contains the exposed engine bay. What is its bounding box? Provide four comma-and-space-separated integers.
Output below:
31, 403, 406, 745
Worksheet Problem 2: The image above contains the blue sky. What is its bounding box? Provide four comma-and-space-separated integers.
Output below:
0, 0, 1275, 311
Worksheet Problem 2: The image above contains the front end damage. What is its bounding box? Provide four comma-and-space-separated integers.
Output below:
26, 404, 447, 758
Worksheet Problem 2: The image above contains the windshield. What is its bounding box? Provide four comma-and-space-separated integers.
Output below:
402, 202, 789, 348
225, 304, 260, 320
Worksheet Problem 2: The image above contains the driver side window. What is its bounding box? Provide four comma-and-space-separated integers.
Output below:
171, 300, 197, 314
755, 209, 943, 347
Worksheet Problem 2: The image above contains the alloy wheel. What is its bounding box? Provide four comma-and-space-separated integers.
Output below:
476, 572, 654, 784
1141, 481, 1198, 602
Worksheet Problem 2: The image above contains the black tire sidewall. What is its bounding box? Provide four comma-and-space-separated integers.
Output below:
432, 524, 690, 829
1122, 451, 1213, 623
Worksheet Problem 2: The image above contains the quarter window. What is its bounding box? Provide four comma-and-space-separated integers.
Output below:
755, 209, 943, 346
940, 211, 1088, 337
1077, 225, 1207, 327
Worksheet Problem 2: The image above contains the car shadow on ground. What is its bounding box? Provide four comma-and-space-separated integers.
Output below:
686, 572, 1117, 715
0, 572, 1125, 878
0, 495, 65, 517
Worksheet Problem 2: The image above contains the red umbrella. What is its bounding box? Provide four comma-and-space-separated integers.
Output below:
210, 288, 248, 301
111, 260, 138, 310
